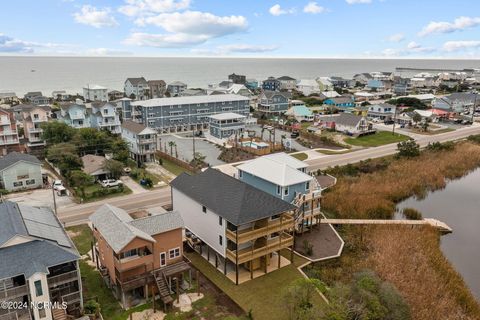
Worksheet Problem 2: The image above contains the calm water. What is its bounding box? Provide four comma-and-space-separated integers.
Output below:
397, 169, 480, 300
0, 56, 479, 95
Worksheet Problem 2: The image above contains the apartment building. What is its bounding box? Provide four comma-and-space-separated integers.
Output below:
128, 94, 250, 133
171, 168, 296, 284
0, 201, 83, 320
0, 109, 20, 155
90, 204, 188, 309
121, 120, 158, 164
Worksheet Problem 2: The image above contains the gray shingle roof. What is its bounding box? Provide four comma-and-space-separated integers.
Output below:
0, 240, 79, 279
0, 152, 41, 172
126, 77, 148, 86
261, 90, 292, 100
171, 168, 296, 226
324, 113, 364, 128
90, 204, 182, 253
277, 76, 296, 81
121, 120, 148, 134
129, 211, 183, 236
0, 201, 28, 246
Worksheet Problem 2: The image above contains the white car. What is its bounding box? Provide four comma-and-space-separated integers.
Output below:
53, 180, 64, 190
100, 179, 123, 188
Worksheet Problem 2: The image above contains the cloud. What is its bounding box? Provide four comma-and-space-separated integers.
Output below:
118, 0, 190, 17
86, 48, 133, 56
191, 44, 279, 56
73, 5, 118, 28
346, 0, 372, 4
442, 40, 480, 52
303, 2, 326, 14
381, 41, 435, 56
269, 4, 295, 16
218, 44, 279, 53
124, 32, 210, 48
387, 33, 405, 42
0, 33, 66, 53
419, 16, 480, 36
137, 11, 248, 36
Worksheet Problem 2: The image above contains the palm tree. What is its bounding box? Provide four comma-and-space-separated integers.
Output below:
174, 143, 178, 158
168, 141, 175, 156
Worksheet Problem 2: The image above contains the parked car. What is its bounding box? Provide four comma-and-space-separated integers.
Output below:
290, 131, 299, 138
100, 179, 123, 188
53, 180, 64, 190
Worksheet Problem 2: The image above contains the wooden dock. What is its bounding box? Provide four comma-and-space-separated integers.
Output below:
320, 218, 452, 233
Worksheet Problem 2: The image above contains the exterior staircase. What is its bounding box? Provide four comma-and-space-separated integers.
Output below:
51, 307, 67, 320
154, 272, 173, 306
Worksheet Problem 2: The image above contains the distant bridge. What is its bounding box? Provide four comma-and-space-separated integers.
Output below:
320, 218, 452, 233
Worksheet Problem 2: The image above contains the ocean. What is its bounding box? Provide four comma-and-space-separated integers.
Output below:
0, 56, 479, 96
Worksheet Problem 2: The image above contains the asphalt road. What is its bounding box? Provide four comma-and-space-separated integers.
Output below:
306, 124, 480, 170
58, 124, 480, 226
58, 187, 171, 226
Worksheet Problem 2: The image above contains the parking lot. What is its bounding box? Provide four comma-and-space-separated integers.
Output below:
5, 188, 74, 211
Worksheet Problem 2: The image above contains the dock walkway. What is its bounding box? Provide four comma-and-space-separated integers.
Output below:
320, 218, 452, 233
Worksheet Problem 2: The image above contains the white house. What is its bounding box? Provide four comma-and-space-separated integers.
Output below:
121, 120, 158, 164
0, 152, 42, 191
89, 102, 122, 134
320, 113, 370, 135
296, 79, 320, 96
277, 76, 297, 91
316, 77, 334, 91
83, 85, 108, 102
124, 77, 149, 100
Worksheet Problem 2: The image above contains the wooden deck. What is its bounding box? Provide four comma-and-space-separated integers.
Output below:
320, 218, 452, 233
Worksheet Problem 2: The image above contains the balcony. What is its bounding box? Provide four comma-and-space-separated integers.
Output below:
61, 291, 81, 305
0, 309, 32, 320
114, 253, 153, 272
226, 233, 294, 264
0, 285, 28, 300
32, 116, 48, 123
226, 214, 294, 244
0, 130, 17, 136
138, 137, 155, 144
0, 119, 11, 126
27, 127, 43, 133
117, 273, 152, 291
47, 270, 78, 287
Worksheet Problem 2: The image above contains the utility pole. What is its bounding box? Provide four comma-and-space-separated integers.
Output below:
192, 128, 196, 161
392, 104, 400, 135
471, 90, 477, 124
52, 184, 57, 216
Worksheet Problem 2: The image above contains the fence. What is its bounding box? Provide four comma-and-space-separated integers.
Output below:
156, 151, 198, 173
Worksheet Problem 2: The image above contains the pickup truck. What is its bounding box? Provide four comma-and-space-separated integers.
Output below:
100, 179, 123, 188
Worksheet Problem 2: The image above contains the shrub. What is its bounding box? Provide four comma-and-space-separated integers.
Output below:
84, 300, 100, 315
0, 189, 9, 195
467, 134, 480, 144
302, 240, 314, 256
397, 140, 420, 158
402, 208, 422, 220
426, 141, 455, 152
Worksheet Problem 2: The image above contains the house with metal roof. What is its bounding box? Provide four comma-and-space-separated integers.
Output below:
285, 104, 314, 122
0, 152, 42, 191
90, 204, 188, 309
171, 168, 297, 284
208, 112, 246, 140
0, 201, 83, 320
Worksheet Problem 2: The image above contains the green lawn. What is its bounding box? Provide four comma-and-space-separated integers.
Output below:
316, 149, 354, 155
130, 167, 162, 188
185, 251, 325, 320
160, 157, 192, 176
76, 184, 132, 203
345, 131, 409, 147
291, 152, 308, 161
67, 225, 93, 255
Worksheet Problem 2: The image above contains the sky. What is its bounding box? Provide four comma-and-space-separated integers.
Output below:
1, 0, 480, 58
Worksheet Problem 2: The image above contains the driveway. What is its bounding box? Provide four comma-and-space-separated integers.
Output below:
5, 188, 74, 211
120, 176, 148, 194
247, 125, 309, 152
159, 133, 225, 166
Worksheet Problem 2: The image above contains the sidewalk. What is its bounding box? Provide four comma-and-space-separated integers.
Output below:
120, 176, 147, 194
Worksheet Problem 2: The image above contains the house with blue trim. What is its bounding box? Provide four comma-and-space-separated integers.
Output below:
262, 77, 281, 91
257, 91, 291, 114
323, 95, 355, 111
58, 102, 91, 128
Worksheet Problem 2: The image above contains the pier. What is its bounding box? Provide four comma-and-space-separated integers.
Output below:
320, 218, 452, 233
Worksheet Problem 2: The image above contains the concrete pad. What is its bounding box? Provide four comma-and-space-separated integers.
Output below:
130, 309, 166, 320
120, 176, 147, 194
173, 293, 204, 312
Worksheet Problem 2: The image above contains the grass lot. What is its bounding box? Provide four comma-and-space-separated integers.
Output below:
130, 167, 162, 188
185, 251, 325, 320
344, 131, 409, 147
291, 152, 308, 161
410, 127, 455, 135
77, 184, 132, 203
316, 149, 353, 155
67, 224, 92, 255
160, 157, 192, 176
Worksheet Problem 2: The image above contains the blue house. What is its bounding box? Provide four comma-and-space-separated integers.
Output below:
236, 152, 319, 203
323, 95, 355, 111
58, 102, 91, 128
257, 91, 291, 114
262, 77, 281, 91
245, 79, 259, 91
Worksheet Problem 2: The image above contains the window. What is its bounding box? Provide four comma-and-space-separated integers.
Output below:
202, 205, 207, 213
169, 248, 180, 259
284, 187, 289, 196
121, 248, 138, 259
276, 185, 281, 195
160, 252, 166, 267
13, 181, 23, 187
219, 235, 223, 246
239, 170, 243, 178
305, 181, 310, 191
219, 216, 223, 226
34, 280, 43, 297
26, 179, 36, 185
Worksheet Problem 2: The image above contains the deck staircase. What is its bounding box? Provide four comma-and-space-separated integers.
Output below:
154, 271, 174, 307
51, 307, 67, 320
